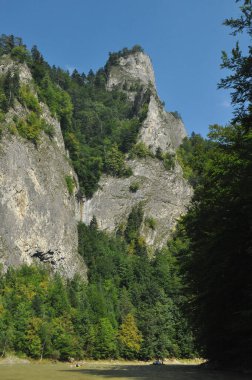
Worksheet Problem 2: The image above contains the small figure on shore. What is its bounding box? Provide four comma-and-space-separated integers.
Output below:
153, 357, 164, 365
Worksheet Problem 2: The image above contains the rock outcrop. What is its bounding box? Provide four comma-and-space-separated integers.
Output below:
83, 157, 191, 249
82, 51, 192, 249
0, 59, 87, 278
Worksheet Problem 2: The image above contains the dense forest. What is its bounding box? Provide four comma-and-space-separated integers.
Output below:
175, 0, 252, 368
0, 0, 251, 368
0, 222, 195, 360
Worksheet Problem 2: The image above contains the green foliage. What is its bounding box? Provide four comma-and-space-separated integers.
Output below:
118, 313, 142, 358
0, 221, 196, 361
176, 133, 213, 186
37, 74, 73, 131
104, 144, 132, 177
124, 203, 144, 244
18, 85, 41, 113
138, 102, 149, 122
170, 111, 183, 120
65, 175, 75, 195
0, 85, 8, 113
17, 112, 42, 144
218, 0, 252, 128
41, 121, 55, 139
180, 123, 252, 367
145, 217, 156, 230
129, 182, 139, 193
10, 45, 30, 63
0, 34, 26, 57
92, 318, 118, 359
0, 111, 4, 123
129, 142, 154, 159
162, 152, 175, 170
78, 222, 196, 360
176, 1, 252, 367
156, 148, 175, 171
2, 69, 20, 110
16, 112, 54, 144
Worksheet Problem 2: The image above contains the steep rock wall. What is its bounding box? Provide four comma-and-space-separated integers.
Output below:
0, 59, 86, 278
83, 158, 192, 249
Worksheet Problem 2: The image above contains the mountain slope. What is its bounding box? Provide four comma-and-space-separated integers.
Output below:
82, 50, 192, 249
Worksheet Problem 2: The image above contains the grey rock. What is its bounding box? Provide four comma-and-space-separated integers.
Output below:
140, 95, 187, 154
107, 52, 155, 91
107, 51, 187, 153
0, 132, 86, 278
0, 60, 87, 279
82, 158, 192, 249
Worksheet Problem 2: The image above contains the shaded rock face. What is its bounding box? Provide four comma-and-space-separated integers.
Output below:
0, 61, 87, 279
83, 52, 192, 249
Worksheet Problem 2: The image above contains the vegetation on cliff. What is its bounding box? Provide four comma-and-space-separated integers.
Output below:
0, 38, 149, 197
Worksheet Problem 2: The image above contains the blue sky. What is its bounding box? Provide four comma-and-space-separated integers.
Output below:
0, 0, 249, 136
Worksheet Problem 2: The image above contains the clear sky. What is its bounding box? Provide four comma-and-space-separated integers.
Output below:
0, 0, 249, 136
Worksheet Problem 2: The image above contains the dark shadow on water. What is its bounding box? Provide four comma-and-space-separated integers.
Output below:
60, 364, 251, 380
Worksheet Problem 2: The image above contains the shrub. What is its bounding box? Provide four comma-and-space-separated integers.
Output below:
65, 175, 75, 195
41, 119, 55, 139
7, 123, 17, 135
104, 144, 132, 177
156, 148, 175, 171
145, 217, 156, 230
162, 152, 175, 171
138, 103, 149, 122
0, 110, 5, 123
18, 85, 41, 113
129, 182, 139, 193
0, 89, 7, 112
17, 112, 42, 144
170, 111, 182, 121
124, 203, 144, 243
129, 142, 154, 159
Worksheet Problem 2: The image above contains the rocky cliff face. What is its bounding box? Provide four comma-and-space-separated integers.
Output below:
107, 52, 156, 92
83, 51, 192, 249
0, 59, 87, 278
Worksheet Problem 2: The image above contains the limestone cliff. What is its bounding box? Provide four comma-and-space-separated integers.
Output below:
82, 51, 192, 249
0, 58, 87, 278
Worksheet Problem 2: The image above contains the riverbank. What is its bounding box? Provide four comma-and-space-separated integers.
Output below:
0, 355, 203, 366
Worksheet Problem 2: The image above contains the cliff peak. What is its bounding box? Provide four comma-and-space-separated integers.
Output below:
106, 49, 156, 92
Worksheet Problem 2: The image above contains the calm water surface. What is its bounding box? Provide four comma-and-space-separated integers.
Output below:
0, 363, 250, 380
